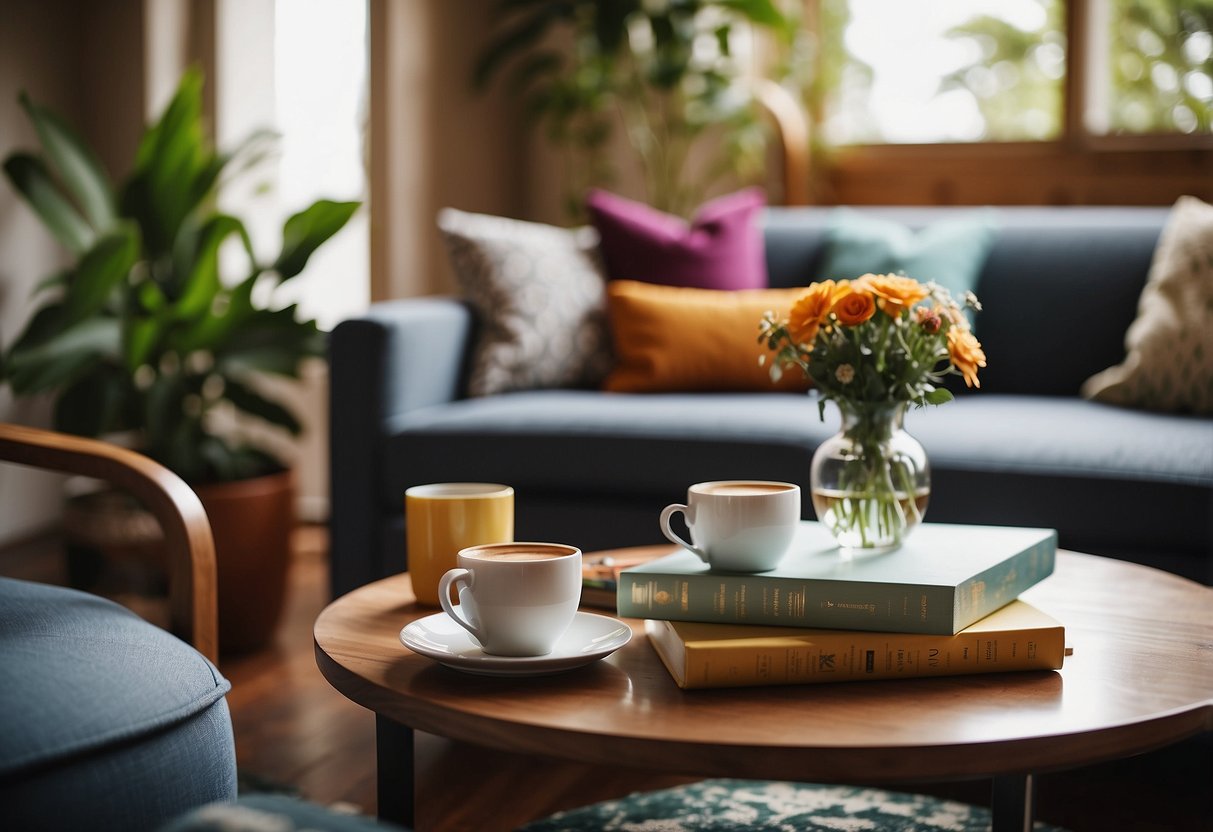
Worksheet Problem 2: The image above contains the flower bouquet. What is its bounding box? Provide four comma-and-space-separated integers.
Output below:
760, 274, 985, 550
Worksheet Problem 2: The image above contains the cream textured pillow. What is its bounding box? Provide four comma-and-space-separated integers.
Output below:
1082, 196, 1213, 414
437, 208, 612, 396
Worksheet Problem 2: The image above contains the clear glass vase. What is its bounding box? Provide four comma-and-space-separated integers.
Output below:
810, 401, 930, 552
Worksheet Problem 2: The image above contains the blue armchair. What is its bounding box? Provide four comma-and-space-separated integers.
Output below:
0, 424, 237, 831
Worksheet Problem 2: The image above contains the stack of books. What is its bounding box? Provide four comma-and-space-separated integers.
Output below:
601, 522, 1066, 689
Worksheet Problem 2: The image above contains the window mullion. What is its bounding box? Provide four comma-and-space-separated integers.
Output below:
1066, 0, 1094, 145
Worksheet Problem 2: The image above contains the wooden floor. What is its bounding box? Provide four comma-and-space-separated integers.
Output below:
5, 526, 1210, 831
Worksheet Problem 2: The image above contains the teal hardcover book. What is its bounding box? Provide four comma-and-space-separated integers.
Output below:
617, 522, 1057, 634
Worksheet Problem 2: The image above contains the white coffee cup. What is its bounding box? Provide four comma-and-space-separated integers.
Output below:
438, 542, 582, 656
659, 481, 801, 572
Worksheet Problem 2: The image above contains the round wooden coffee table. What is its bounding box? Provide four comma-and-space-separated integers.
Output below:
314, 548, 1213, 831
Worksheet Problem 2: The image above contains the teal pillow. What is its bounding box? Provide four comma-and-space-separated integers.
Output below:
817, 209, 998, 307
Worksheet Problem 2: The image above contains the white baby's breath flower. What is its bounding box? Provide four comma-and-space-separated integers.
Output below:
835, 364, 855, 384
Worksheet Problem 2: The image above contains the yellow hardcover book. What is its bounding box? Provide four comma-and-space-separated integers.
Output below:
647, 599, 1066, 689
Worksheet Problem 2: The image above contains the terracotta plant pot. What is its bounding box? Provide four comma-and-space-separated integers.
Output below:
195, 469, 296, 655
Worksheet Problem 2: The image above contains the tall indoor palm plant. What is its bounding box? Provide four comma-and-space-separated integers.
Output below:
476, 0, 800, 217
1, 69, 359, 652
2, 69, 358, 484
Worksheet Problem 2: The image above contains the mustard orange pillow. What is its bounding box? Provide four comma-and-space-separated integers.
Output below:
603, 280, 811, 393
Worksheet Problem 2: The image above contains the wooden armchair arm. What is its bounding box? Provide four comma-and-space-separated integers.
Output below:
0, 423, 218, 663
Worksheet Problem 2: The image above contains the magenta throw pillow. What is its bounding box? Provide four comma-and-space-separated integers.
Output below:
586, 188, 768, 290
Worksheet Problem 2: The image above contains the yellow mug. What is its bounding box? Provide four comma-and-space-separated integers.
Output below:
405, 483, 515, 606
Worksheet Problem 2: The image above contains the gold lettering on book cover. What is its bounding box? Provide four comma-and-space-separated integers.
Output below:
821, 600, 878, 614
788, 587, 806, 617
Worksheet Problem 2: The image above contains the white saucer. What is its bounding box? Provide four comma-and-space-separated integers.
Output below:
399, 611, 632, 677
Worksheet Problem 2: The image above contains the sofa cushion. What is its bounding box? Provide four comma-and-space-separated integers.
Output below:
0, 577, 236, 829
587, 188, 768, 290
1083, 195, 1213, 414
603, 281, 811, 393
816, 208, 997, 307
436, 208, 612, 396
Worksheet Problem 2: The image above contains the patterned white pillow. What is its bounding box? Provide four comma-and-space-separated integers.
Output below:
437, 208, 613, 397
1083, 195, 1213, 414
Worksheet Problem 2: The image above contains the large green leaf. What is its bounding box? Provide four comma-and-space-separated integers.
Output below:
214, 307, 325, 377
142, 373, 196, 463
4, 302, 69, 358
221, 376, 303, 434
592, 0, 638, 53
716, 0, 789, 32
121, 69, 212, 255
52, 363, 134, 437
176, 214, 255, 319
3, 154, 95, 254
33, 269, 71, 296
19, 91, 116, 230
272, 200, 360, 280
3, 318, 121, 394
63, 229, 139, 327
474, 1, 575, 88
124, 315, 164, 372
170, 271, 258, 354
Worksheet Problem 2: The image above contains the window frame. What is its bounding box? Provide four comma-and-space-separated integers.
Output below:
809, 0, 1213, 205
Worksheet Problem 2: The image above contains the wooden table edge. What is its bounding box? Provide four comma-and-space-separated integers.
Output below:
316, 627, 1212, 783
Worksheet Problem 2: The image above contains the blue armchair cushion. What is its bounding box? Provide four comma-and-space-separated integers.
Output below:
0, 577, 237, 830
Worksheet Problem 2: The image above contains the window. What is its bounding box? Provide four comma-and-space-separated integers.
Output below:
804, 0, 1211, 205
1086, 0, 1212, 136
815, 0, 1210, 146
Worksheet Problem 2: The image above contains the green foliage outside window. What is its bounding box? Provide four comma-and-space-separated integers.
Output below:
815, 0, 1210, 145
944, 0, 1210, 139
1107, 0, 1212, 134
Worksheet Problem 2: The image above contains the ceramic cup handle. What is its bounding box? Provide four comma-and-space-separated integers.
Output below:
438, 567, 484, 644
659, 503, 708, 563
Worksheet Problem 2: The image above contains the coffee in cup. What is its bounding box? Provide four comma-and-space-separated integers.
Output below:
660, 480, 800, 572
405, 483, 515, 606
438, 542, 582, 656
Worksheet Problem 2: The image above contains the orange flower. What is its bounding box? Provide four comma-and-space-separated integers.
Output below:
831, 287, 876, 326
947, 326, 987, 388
852, 273, 930, 318
788, 280, 847, 344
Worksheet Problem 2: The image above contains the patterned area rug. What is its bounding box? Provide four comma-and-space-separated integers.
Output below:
519, 779, 1069, 832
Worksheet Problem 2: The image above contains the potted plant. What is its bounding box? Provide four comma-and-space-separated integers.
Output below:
1, 69, 359, 653
475, 0, 802, 217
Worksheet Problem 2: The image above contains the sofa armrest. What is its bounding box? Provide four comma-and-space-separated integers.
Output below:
328, 297, 475, 597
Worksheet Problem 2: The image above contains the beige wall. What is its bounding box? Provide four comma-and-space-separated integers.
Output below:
370, 0, 530, 300
0, 0, 149, 544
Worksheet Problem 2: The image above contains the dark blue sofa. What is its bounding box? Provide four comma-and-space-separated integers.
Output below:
329, 206, 1213, 597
